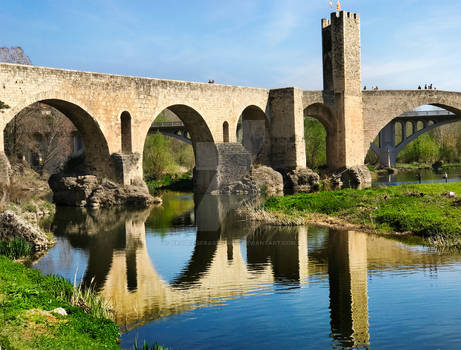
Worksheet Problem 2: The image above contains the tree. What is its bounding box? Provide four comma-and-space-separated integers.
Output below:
304, 117, 327, 169
143, 132, 174, 180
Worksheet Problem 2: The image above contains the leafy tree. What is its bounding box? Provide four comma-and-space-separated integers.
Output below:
143, 132, 174, 180
304, 116, 327, 169
397, 133, 439, 164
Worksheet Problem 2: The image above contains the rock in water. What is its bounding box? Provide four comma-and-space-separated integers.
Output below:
284, 167, 321, 194
49, 174, 161, 208
219, 166, 284, 195
340, 165, 372, 189
250, 166, 284, 195
0, 210, 54, 251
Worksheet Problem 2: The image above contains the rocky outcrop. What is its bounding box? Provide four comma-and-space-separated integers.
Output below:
340, 165, 372, 189
0, 210, 54, 251
48, 174, 161, 208
284, 167, 320, 194
219, 166, 283, 195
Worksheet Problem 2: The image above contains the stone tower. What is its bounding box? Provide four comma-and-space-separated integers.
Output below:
322, 11, 365, 169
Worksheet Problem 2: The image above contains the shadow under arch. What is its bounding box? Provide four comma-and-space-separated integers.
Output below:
4, 98, 112, 177
304, 103, 335, 169
237, 105, 271, 165
146, 104, 218, 193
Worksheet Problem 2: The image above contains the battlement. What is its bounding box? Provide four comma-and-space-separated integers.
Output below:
321, 18, 331, 29
330, 11, 360, 23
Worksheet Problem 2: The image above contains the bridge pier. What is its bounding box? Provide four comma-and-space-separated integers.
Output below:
110, 152, 144, 186
269, 87, 307, 171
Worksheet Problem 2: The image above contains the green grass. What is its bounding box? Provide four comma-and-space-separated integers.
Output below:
0, 238, 31, 259
394, 163, 432, 169
263, 182, 461, 240
0, 256, 119, 349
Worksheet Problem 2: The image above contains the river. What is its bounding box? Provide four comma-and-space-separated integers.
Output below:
33, 191, 461, 349
373, 166, 461, 186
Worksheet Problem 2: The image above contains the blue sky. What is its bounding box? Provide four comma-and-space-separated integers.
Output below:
1, 0, 461, 90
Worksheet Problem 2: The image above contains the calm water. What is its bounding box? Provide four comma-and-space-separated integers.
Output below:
373, 166, 461, 186
34, 192, 461, 349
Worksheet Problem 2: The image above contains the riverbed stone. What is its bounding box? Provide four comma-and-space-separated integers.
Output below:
219, 166, 283, 195
0, 210, 54, 251
284, 167, 320, 194
51, 307, 67, 316
340, 165, 372, 189
49, 174, 161, 208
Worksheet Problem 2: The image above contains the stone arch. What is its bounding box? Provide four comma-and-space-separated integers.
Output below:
238, 105, 271, 165
304, 103, 336, 169
222, 121, 229, 143
120, 111, 132, 154
2, 96, 112, 178
144, 104, 218, 193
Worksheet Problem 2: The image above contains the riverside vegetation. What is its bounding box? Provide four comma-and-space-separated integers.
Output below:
0, 256, 119, 349
244, 182, 461, 247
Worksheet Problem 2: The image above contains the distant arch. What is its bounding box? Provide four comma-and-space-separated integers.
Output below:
121, 111, 132, 153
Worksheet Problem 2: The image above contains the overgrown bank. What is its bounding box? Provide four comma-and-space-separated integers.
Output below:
0, 256, 119, 349
242, 182, 461, 247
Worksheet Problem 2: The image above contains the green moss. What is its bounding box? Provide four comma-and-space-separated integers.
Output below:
0, 256, 119, 349
263, 182, 461, 240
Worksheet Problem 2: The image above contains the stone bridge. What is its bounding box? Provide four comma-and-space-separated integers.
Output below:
2, 11, 461, 191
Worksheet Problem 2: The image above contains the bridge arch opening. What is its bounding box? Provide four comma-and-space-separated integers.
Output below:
237, 105, 271, 165
365, 104, 461, 168
304, 103, 333, 170
121, 111, 132, 154
2, 99, 111, 183
144, 105, 217, 192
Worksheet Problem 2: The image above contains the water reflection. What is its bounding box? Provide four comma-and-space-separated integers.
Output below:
33, 192, 461, 349
328, 230, 369, 349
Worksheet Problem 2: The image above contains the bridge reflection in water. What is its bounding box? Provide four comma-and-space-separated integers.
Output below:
39, 193, 456, 349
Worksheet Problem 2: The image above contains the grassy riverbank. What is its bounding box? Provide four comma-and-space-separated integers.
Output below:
0, 256, 119, 349
251, 182, 461, 246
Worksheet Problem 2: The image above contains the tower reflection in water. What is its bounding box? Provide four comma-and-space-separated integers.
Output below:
47, 192, 372, 348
